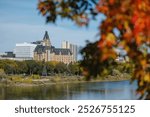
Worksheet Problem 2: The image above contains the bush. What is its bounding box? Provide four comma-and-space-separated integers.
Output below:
50, 76, 62, 82
111, 69, 121, 76
23, 78, 33, 83
11, 76, 22, 82
31, 74, 40, 79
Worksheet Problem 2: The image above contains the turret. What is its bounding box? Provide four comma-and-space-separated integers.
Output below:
43, 31, 51, 47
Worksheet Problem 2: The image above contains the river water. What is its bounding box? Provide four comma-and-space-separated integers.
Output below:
0, 80, 139, 100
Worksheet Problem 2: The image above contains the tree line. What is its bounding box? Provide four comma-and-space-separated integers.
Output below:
0, 59, 133, 78
0, 60, 81, 76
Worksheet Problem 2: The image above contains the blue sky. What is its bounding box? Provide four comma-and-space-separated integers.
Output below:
0, 0, 102, 53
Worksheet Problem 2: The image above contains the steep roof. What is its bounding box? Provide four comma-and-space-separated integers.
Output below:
43, 31, 50, 40
53, 48, 72, 55
34, 45, 72, 56
34, 45, 50, 54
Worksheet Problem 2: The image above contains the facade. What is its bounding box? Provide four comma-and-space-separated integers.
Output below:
70, 44, 78, 62
50, 48, 73, 64
34, 45, 51, 62
61, 41, 78, 62
14, 42, 37, 60
34, 31, 74, 64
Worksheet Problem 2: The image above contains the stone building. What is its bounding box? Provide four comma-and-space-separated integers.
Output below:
34, 31, 74, 64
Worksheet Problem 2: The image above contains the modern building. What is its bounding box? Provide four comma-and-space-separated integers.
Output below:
14, 42, 37, 60
61, 41, 78, 62
70, 44, 78, 62
61, 41, 70, 49
34, 31, 74, 64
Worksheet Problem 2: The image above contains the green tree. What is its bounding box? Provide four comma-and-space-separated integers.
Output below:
54, 62, 67, 74
2, 60, 17, 74
68, 62, 80, 75
25, 60, 37, 75
35, 61, 43, 75
46, 61, 55, 75
0, 69, 6, 79
16, 61, 28, 74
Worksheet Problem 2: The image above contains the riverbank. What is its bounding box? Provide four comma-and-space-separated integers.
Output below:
0, 80, 138, 100
0, 73, 131, 87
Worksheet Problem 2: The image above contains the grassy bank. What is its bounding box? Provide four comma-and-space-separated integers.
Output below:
0, 72, 131, 86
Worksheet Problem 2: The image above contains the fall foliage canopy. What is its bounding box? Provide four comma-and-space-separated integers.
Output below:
38, 0, 150, 99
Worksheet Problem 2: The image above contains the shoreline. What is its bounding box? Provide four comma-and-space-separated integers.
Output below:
0, 76, 130, 87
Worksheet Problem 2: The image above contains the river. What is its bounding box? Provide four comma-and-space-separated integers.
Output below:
0, 80, 139, 100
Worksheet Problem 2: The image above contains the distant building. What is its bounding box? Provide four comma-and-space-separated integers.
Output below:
115, 48, 129, 63
34, 31, 74, 64
61, 41, 70, 49
0, 52, 25, 61
14, 42, 37, 60
34, 31, 51, 62
1, 52, 15, 58
70, 44, 78, 62
61, 41, 78, 62
0, 52, 15, 60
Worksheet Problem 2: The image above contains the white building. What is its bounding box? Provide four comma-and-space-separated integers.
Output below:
14, 42, 37, 60
70, 44, 78, 62
61, 41, 78, 62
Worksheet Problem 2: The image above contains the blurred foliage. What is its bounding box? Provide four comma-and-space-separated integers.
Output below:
38, 0, 98, 26
80, 41, 117, 80
38, 0, 150, 99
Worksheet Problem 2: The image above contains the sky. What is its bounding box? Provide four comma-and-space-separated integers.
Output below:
0, 0, 103, 53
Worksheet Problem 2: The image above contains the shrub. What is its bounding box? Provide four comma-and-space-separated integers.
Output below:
111, 69, 121, 76
11, 76, 22, 82
31, 74, 40, 79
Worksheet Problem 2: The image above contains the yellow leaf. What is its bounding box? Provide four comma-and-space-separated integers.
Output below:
140, 59, 146, 67
106, 33, 116, 47
139, 81, 144, 86
144, 74, 150, 82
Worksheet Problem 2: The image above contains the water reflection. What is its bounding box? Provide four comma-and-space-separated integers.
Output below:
0, 80, 139, 100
